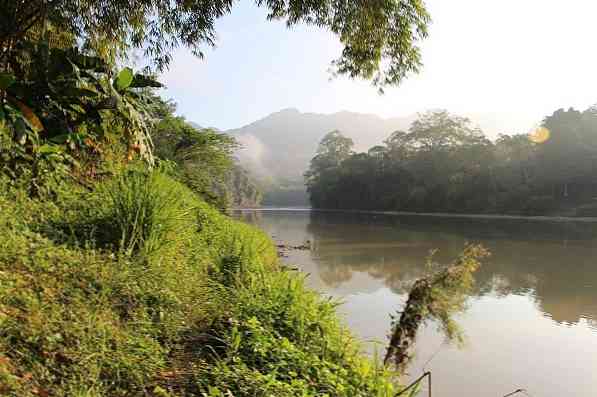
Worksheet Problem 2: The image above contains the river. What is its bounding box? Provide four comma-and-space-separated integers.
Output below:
233, 209, 597, 397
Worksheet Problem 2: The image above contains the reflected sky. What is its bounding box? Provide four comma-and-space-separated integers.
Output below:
234, 210, 597, 397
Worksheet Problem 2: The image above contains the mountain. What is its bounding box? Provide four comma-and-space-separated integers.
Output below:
225, 109, 540, 178
225, 108, 416, 181
221, 108, 539, 206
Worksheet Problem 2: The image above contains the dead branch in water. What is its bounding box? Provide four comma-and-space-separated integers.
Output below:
384, 244, 490, 369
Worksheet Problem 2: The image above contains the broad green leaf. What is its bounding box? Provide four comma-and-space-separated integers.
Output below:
0, 73, 15, 90
114, 67, 134, 91
68, 50, 107, 73
50, 133, 70, 144
38, 144, 62, 154
62, 87, 98, 98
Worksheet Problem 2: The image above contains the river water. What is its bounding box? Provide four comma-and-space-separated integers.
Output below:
233, 209, 597, 397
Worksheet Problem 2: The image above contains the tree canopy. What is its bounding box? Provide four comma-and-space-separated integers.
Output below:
305, 108, 597, 216
1, 0, 430, 89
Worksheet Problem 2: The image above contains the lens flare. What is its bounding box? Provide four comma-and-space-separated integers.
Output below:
529, 126, 550, 143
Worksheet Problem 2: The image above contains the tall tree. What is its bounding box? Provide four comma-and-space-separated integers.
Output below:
537, 108, 597, 200
149, 99, 262, 208
304, 130, 354, 207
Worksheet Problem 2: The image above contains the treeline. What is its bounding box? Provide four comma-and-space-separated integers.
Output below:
306, 109, 597, 216
260, 177, 310, 207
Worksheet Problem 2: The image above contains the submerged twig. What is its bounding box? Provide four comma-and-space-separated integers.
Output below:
503, 389, 528, 397
395, 371, 431, 397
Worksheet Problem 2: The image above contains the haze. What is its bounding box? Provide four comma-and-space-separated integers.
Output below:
161, 0, 597, 134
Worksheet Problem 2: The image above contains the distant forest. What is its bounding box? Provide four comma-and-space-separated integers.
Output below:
305, 108, 597, 216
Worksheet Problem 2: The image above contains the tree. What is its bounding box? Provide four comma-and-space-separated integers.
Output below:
1, 0, 430, 89
404, 110, 487, 151
313, 130, 354, 164
305, 130, 354, 207
304, 106, 597, 215
494, 134, 535, 185
148, 100, 264, 208
395, 110, 491, 210
536, 108, 597, 201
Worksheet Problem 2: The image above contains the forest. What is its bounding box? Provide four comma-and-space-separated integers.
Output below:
305, 108, 597, 216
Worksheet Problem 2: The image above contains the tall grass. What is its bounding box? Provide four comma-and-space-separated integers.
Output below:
0, 170, 400, 396
94, 170, 198, 259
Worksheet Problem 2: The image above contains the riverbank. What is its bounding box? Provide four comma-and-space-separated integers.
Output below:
0, 171, 400, 396
236, 207, 597, 223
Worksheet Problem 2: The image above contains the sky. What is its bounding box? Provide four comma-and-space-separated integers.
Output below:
159, 0, 597, 133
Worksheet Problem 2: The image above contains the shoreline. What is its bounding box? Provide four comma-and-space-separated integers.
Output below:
231, 207, 597, 223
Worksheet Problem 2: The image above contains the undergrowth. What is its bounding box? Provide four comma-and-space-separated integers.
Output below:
0, 170, 400, 396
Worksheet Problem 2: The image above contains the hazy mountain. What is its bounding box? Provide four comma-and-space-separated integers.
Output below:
224, 108, 538, 183
225, 108, 417, 181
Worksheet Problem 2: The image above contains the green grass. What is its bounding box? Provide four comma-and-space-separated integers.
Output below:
0, 170, 400, 396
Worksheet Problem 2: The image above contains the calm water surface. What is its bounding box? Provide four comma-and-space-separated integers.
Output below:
233, 209, 597, 397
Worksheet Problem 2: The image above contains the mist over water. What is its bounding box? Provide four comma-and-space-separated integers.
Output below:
235, 209, 597, 397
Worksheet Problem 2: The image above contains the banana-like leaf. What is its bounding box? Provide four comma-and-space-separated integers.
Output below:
50, 133, 70, 144
67, 50, 107, 73
61, 87, 98, 98
38, 144, 63, 154
12, 99, 44, 132
114, 68, 134, 91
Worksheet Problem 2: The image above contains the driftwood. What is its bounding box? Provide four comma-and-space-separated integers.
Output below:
384, 244, 489, 370
276, 240, 311, 251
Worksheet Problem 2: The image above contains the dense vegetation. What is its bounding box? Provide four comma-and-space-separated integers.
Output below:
0, 170, 409, 396
0, 44, 398, 397
306, 109, 597, 216
0, 0, 441, 395
261, 177, 309, 207
149, 97, 262, 208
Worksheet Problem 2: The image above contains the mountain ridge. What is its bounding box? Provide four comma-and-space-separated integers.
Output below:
224, 109, 418, 181
208, 108, 539, 206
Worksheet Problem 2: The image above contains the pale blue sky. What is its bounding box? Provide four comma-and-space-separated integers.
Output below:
159, 0, 597, 132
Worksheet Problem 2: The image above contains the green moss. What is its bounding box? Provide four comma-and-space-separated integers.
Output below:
0, 171, 398, 396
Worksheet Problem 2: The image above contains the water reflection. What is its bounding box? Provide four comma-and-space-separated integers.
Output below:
234, 210, 597, 396
237, 210, 597, 327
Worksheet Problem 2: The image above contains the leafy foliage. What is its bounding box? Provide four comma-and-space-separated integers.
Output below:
305, 130, 355, 207
1, 0, 430, 89
0, 41, 160, 192
0, 171, 399, 396
0, 0, 436, 394
149, 99, 262, 208
306, 108, 597, 216
385, 245, 490, 370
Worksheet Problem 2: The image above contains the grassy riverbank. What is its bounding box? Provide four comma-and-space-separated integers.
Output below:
0, 170, 399, 396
